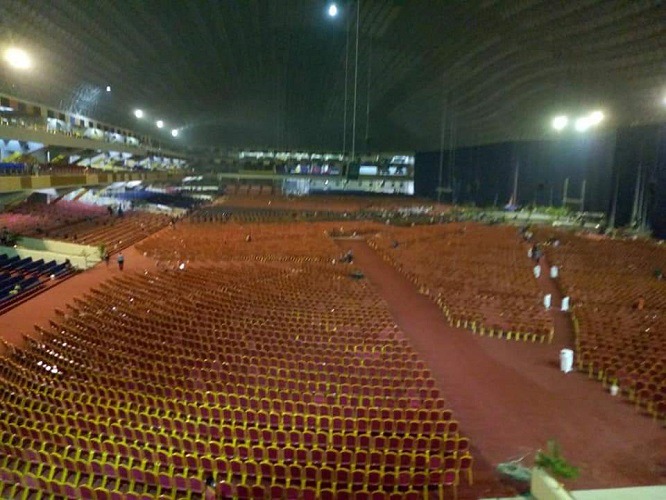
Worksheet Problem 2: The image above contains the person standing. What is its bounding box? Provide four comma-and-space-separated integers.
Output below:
103, 251, 110, 267
117, 252, 125, 271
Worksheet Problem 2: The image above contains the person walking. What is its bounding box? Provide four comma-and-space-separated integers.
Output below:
117, 252, 125, 271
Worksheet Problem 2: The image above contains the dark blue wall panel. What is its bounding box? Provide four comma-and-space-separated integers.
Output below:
415, 124, 666, 238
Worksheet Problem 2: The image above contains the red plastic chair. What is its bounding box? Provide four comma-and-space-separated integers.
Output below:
458, 454, 474, 485
302, 486, 318, 500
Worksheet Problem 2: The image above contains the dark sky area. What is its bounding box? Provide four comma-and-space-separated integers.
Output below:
1, 0, 665, 152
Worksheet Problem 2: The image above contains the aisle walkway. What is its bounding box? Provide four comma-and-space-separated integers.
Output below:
534, 253, 576, 349
346, 240, 665, 491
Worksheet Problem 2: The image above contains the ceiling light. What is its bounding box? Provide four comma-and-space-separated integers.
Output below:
3, 47, 31, 70
589, 110, 604, 125
134, 109, 144, 119
328, 3, 338, 17
171, 129, 179, 137
575, 116, 591, 132
156, 120, 164, 129
551, 115, 568, 131
106, 85, 111, 92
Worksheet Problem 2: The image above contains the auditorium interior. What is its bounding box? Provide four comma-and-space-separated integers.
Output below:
0, 1, 665, 499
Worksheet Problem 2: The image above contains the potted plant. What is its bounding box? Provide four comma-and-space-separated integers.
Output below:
531, 440, 579, 499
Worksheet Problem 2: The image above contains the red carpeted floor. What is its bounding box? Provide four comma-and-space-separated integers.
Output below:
344, 239, 666, 493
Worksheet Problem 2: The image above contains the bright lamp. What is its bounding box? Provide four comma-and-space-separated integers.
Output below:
575, 116, 591, 132
551, 115, 568, 131
4, 47, 31, 70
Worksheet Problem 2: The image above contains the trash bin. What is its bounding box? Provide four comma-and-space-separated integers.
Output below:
560, 349, 574, 373
561, 296, 570, 312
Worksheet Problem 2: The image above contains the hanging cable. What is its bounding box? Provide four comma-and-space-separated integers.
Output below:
351, 0, 360, 162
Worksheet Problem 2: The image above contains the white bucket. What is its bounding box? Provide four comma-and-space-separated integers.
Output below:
560, 349, 574, 373
561, 296, 570, 312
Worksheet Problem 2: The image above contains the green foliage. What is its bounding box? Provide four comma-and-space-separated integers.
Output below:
535, 440, 579, 480
541, 206, 570, 217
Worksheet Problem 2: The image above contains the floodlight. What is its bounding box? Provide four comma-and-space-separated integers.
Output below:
134, 109, 144, 118
589, 110, 604, 125
3, 47, 31, 70
106, 85, 111, 92
156, 120, 164, 129
551, 115, 568, 131
171, 129, 179, 137
328, 3, 338, 17
575, 116, 591, 132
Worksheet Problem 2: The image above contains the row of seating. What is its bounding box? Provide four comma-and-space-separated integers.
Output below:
218, 192, 425, 214
0, 254, 72, 308
0, 199, 171, 258
0, 254, 69, 277
0, 256, 472, 497
137, 220, 382, 263
2, 465, 459, 500
5, 361, 446, 417
50, 211, 170, 251
539, 231, 665, 421
1, 423, 469, 475
189, 206, 350, 224
368, 224, 553, 343
2, 393, 462, 446
2, 427, 465, 497
0, 200, 107, 236
3, 359, 444, 418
